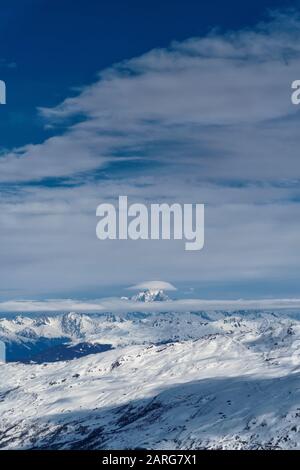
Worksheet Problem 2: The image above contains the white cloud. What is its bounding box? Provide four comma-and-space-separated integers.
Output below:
2, 12, 300, 183
127, 281, 177, 291
1, 297, 300, 313
1, 11, 300, 297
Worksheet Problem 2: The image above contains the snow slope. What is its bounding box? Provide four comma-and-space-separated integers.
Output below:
0, 310, 300, 449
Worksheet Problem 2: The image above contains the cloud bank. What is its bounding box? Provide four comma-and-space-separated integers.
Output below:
1, 297, 300, 313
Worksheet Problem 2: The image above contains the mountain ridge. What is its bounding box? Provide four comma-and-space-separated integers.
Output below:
0, 309, 300, 449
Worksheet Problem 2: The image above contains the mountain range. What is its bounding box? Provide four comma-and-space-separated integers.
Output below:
0, 300, 300, 449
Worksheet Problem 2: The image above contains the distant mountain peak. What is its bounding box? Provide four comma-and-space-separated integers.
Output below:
131, 289, 170, 302
61, 311, 83, 338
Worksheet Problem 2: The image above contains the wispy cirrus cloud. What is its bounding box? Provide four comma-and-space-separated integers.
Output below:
1, 11, 300, 184
0, 58, 16, 69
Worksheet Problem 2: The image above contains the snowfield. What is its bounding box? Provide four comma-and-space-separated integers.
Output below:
0, 309, 300, 449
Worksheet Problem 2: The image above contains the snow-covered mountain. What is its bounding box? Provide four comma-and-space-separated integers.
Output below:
131, 288, 170, 302
0, 309, 300, 449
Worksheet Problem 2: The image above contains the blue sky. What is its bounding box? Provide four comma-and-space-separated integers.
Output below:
1, 0, 300, 301
0, 0, 295, 148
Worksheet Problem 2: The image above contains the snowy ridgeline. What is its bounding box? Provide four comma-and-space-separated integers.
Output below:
0, 308, 300, 449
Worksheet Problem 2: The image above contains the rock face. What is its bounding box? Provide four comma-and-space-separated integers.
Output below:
131, 289, 170, 302
60, 312, 84, 338
0, 309, 300, 449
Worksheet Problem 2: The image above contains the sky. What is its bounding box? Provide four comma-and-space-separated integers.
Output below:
1, 0, 300, 301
